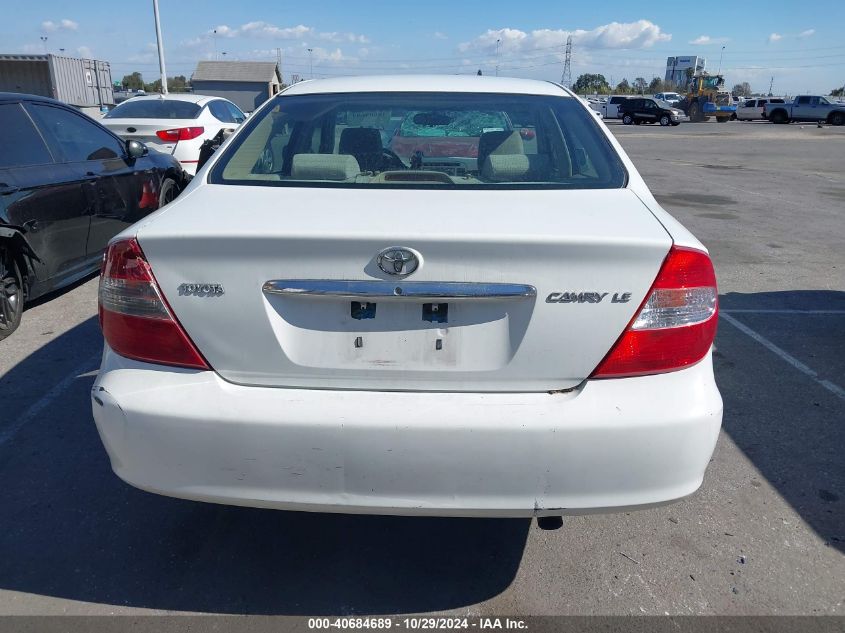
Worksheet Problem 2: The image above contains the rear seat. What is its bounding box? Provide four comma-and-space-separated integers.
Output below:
291, 154, 361, 181
481, 154, 551, 182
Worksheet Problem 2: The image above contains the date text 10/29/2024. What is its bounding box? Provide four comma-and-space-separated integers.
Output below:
308, 618, 528, 630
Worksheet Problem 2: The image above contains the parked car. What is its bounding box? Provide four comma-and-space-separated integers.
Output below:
593, 95, 630, 119
619, 97, 685, 126
653, 92, 682, 106
102, 94, 246, 175
736, 98, 785, 121
92, 75, 722, 518
765, 95, 845, 125
0, 93, 188, 340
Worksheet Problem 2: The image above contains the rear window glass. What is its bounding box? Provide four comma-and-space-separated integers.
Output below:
105, 99, 201, 119
210, 92, 626, 190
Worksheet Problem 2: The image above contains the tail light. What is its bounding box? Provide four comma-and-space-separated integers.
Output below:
99, 238, 210, 370
591, 246, 718, 378
155, 127, 204, 142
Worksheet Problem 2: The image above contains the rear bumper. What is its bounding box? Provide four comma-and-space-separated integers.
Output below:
92, 347, 723, 517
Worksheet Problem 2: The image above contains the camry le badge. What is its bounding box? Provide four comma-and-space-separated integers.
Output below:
377, 247, 420, 277
546, 292, 631, 304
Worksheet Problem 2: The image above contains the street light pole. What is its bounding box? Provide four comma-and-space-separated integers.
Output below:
496, 39, 501, 77
308, 48, 313, 79
152, 0, 168, 95
717, 45, 725, 75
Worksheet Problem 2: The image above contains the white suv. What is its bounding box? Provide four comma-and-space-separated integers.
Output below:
92, 76, 722, 518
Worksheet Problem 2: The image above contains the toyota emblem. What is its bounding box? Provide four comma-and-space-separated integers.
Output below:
376, 247, 419, 277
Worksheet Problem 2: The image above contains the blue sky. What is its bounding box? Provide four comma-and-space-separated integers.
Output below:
6, 1, 845, 94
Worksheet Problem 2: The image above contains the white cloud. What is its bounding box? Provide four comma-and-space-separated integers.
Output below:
458, 20, 671, 54
209, 24, 238, 38
201, 22, 368, 44
41, 18, 78, 32
319, 31, 370, 44
768, 33, 782, 43
432, 31, 448, 40
689, 34, 729, 45
798, 29, 815, 38
240, 22, 313, 39
76, 45, 92, 58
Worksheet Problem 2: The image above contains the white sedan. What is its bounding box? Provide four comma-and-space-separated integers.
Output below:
102, 94, 245, 175
92, 75, 722, 518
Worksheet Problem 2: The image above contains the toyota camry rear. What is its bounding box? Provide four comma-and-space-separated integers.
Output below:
91, 76, 722, 517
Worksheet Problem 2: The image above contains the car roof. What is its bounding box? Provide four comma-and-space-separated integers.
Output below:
281, 75, 572, 97
114, 93, 221, 105
0, 92, 65, 105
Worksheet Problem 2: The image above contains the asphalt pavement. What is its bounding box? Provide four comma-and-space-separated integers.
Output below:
0, 119, 842, 616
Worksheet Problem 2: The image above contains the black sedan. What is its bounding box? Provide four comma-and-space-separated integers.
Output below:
0, 92, 189, 340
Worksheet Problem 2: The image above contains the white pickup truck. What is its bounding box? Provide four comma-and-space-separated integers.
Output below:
590, 96, 631, 119
765, 95, 845, 125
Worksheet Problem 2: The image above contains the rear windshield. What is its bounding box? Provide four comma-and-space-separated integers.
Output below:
209, 92, 626, 189
105, 99, 201, 119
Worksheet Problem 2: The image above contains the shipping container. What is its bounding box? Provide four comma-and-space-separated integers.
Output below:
0, 54, 114, 108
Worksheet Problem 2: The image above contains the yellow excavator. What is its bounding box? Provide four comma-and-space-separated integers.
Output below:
679, 73, 736, 123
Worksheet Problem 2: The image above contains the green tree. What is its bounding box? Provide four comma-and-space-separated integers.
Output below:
143, 75, 191, 94
121, 72, 144, 91
633, 77, 647, 94
615, 78, 631, 94
647, 76, 663, 94
571, 73, 610, 95
830, 86, 844, 97
732, 82, 752, 97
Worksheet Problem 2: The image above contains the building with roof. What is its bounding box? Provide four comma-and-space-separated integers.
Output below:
191, 61, 281, 112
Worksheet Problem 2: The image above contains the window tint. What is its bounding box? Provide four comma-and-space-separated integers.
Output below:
796, 96, 810, 104
225, 101, 246, 123
28, 104, 124, 162
209, 100, 235, 123
210, 92, 626, 190
0, 103, 53, 168
105, 99, 201, 119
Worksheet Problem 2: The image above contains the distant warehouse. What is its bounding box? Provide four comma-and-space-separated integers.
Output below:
191, 61, 282, 112
0, 54, 114, 109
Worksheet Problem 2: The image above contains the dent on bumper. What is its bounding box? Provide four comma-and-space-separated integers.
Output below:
91, 349, 723, 517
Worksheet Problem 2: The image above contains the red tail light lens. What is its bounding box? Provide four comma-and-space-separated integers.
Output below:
155, 126, 204, 142
99, 238, 210, 370
591, 246, 718, 378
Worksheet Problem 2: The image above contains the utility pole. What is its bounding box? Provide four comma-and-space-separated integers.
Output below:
276, 47, 283, 85
495, 38, 501, 76
768, 76, 774, 96
560, 35, 572, 88
308, 48, 313, 79
213, 29, 218, 61
152, 0, 168, 94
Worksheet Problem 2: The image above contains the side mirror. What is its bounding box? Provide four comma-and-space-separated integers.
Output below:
126, 139, 148, 159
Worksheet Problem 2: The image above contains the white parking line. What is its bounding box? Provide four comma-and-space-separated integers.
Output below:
720, 312, 845, 400
0, 354, 100, 448
722, 309, 845, 315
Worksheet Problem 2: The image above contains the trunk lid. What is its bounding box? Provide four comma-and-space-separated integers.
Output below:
137, 185, 672, 392
102, 118, 185, 156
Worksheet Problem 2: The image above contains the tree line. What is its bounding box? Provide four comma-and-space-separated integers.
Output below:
120, 72, 191, 93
